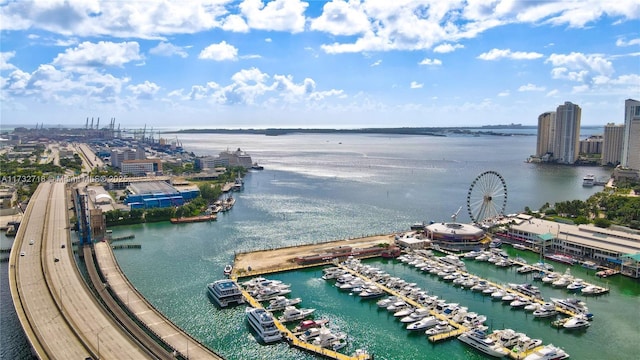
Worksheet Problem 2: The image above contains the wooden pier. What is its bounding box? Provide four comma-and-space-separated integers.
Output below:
236, 279, 371, 360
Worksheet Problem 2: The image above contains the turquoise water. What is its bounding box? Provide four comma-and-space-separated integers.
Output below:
2, 132, 638, 359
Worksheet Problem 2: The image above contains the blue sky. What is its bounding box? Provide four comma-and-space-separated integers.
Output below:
1, 0, 639, 129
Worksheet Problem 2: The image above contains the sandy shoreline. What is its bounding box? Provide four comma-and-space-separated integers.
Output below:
232, 234, 397, 277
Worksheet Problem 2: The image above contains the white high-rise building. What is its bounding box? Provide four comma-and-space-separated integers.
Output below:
601, 123, 625, 166
536, 111, 556, 157
553, 101, 581, 164
621, 99, 640, 170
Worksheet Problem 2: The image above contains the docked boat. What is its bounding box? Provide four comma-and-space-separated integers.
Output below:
299, 327, 323, 342
566, 279, 585, 292
533, 303, 558, 318
550, 297, 591, 316
509, 297, 532, 309
223, 264, 232, 276
513, 243, 528, 251
406, 316, 439, 331
293, 319, 329, 333
425, 321, 453, 336
513, 283, 542, 299
458, 329, 509, 358
266, 296, 302, 311
492, 328, 524, 348
582, 174, 595, 187
562, 315, 591, 330
581, 260, 598, 270
245, 307, 283, 344
545, 253, 576, 265
359, 287, 386, 299
523, 344, 570, 360
580, 285, 609, 295
278, 306, 315, 323
311, 328, 347, 351
207, 279, 245, 308
253, 286, 292, 301
400, 308, 430, 323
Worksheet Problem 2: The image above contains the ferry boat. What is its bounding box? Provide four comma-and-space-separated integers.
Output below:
245, 307, 283, 343
582, 174, 595, 187
458, 329, 509, 358
207, 279, 245, 308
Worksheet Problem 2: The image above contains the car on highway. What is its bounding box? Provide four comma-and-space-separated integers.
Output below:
29, 240, 34, 245
20, 251, 25, 256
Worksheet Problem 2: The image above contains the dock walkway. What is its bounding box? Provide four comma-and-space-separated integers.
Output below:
237, 281, 370, 360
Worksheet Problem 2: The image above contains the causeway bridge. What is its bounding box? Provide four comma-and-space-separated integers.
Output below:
8, 180, 223, 359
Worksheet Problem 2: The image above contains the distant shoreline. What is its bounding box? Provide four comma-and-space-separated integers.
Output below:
162, 127, 539, 137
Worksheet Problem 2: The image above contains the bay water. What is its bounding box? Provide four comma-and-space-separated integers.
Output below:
2, 131, 639, 359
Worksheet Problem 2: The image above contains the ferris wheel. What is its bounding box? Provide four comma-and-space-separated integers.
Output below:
466, 170, 508, 224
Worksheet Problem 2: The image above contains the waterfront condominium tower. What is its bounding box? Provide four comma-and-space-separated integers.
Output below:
536, 111, 556, 158
553, 101, 582, 164
621, 99, 640, 170
601, 123, 625, 166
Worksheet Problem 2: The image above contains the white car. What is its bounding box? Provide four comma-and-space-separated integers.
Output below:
29, 240, 34, 245
20, 251, 26, 256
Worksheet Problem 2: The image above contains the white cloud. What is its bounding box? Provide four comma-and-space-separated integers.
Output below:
518, 83, 545, 92
239, 0, 308, 33
546, 89, 559, 97
0, 0, 228, 39
545, 52, 614, 82
410, 81, 423, 89
150, 42, 189, 58
477, 48, 544, 61
371, 60, 382, 67
498, 90, 510, 97
310, 0, 370, 36
265, 38, 273, 42
52, 41, 143, 69
433, 43, 464, 53
128, 81, 160, 100
616, 37, 640, 47
419, 58, 442, 66
1, 51, 17, 71
221, 14, 250, 33
199, 41, 238, 61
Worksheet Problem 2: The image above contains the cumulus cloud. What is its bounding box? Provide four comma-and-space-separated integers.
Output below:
52, 41, 143, 69
410, 81, 423, 89
128, 81, 160, 100
419, 58, 442, 66
545, 52, 614, 86
222, 14, 250, 32
150, 42, 188, 58
433, 43, 464, 53
239, 0, 308, 33
370, 60, 382, 67
199, 41, 238, 61
518, 83, 545, 92
0, 0, 228, 39
310, 0, 370, 36
477, 48, 544, 60
1, 51, 18, 71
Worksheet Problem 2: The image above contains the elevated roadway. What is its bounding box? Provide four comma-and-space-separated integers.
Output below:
9, 181, 153, 359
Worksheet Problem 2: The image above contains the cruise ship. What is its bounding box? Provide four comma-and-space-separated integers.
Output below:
245, 307, 283, 344
207, 279, 245, 308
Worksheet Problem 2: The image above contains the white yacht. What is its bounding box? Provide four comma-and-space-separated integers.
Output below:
458, 329, 509, 358
582, 174, 595, 187
524, 344, 570, 360
400, 308, 430, 323
245, 307, 282, 344
299, 327, 323, 342
550, 297, 590, 316
278, 306, 315, 323
266, 296, 302, 311
406, 316, 439, 331
533, 303, 558, 318
311, 328, 347, 351
562, 315, 591, 330
492, 328, 524, 348
376, 296, 398, 308
509, 297, 531, 309
207, 279, 245, 308
425, 321, 453, 336
566, 278, 585, 292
